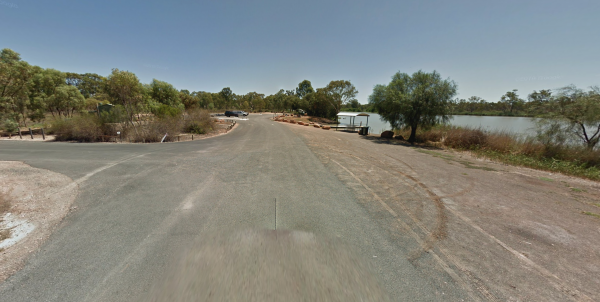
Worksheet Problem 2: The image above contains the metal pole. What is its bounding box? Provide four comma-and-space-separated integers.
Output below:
41, 128, 46, 140
29, 128, 33, 139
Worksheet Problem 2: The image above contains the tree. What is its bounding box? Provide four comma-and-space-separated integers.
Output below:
0, 48, 37, 126
105, 69, 143, 132
179, 89, 197, 109
527, 89, 552, 114
295, 80, 314, 99
369, 70, 457, 144
500, 89, 524, 114
305, 90, 336, 118
30, 68, 67, 118
220, 87, 233, 109
322, 80, 358, 116
549, 85, 600, 150
150, 79, 181, 107
48, 85, 85, 117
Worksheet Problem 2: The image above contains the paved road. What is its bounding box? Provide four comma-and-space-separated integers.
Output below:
0, 115, 468, 301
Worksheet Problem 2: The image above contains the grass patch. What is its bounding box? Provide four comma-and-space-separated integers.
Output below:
0, 192, 10, 243
417, 149, 496, 171
474, 150, 600, 180
539, 177, 554, 182
570, 188, 586, 193
416, 149, 454, 160
457, 160, 497, 171
397, 125, 600, 180
582, 211, 600, 219
0, 192, 9, 217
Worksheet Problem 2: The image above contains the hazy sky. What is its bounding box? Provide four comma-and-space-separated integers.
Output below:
2, 0, 599, 103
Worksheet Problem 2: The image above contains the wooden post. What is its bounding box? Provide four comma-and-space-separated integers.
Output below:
29, 128, 34, 139
41, 128, 46, 140
18, 128, 22, 139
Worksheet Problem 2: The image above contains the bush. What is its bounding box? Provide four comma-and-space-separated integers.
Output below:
183, 109, 214, 135
2, 119, 19, 133
153, 104, 183, 119
50, 114, 104, 142
444, 127, 487, 149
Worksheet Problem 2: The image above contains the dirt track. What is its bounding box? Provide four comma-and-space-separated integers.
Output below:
284, 121, 600, 302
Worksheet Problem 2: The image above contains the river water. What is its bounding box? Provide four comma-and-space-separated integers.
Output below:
337, 112, 539, 136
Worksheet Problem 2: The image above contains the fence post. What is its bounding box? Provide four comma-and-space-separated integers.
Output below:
41, 128, 46, 140
29, 128, 34, 139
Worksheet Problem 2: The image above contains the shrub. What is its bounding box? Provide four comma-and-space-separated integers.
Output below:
131, 116, 183, 143
444, 127, 486, 149
50, 114, 104, 142
2, 119, 19, 133
183, 109, 214, 134
153, 104, 183, 119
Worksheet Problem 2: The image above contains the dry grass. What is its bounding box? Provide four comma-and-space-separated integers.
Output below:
0, 192, 10, 242
0, 192, 9, 217
397, 125, 600, 180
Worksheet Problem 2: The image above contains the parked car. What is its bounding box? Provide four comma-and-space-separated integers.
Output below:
225, 111, 248, 117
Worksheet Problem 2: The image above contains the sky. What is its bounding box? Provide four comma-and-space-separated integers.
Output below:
1, 0, 599, 104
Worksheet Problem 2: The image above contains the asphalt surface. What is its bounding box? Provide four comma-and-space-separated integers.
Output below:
0, 115, 468, 301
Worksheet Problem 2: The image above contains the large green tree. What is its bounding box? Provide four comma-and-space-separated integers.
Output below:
30, 68, 67, 118
0, 48, 37, 126
47, 85, 85, 117
219, 87, 233, 109
322, 80, 358, 116
105, 69, 143, 131
549, 85, 600, 150
500, 89, 525, 114
150, 79, 181, 107
369, 70, 457, 144
295, 80, 314, 99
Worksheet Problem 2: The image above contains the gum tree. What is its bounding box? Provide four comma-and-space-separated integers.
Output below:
105, 69, 143, 133
550, 85, 600, 150
369, 70, 457, 144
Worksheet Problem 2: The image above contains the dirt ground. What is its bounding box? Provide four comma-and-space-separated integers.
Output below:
0, 161, 77, 282
282, 120, 600, 302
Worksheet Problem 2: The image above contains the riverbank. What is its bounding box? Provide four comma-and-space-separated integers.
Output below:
282, 120, 600, 301
393, 125, 600, 181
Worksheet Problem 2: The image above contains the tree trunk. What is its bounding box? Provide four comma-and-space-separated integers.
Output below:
408, 125, 418, 145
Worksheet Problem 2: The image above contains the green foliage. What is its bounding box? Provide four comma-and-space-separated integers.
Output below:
150, 79, 181, 107
0, 48, 38, 126
304, 91, 337, 118
2, 118, 19, 133
47, 85, 86, 117
50, 114, 104, 142
220, 87, 233, 108
184, 109, 214, 134
321, 80, 358, 115
99, 105, 127, 124
401, 125, 600, 180
153, 103, 182, 118
296, 80, 315, 98
105, 68, 143, 127
369, 70, 457, 144
547, 85, 600, 150
185, 122, 206, 134
65, 72, 105, 99
500, 89, 525, 113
